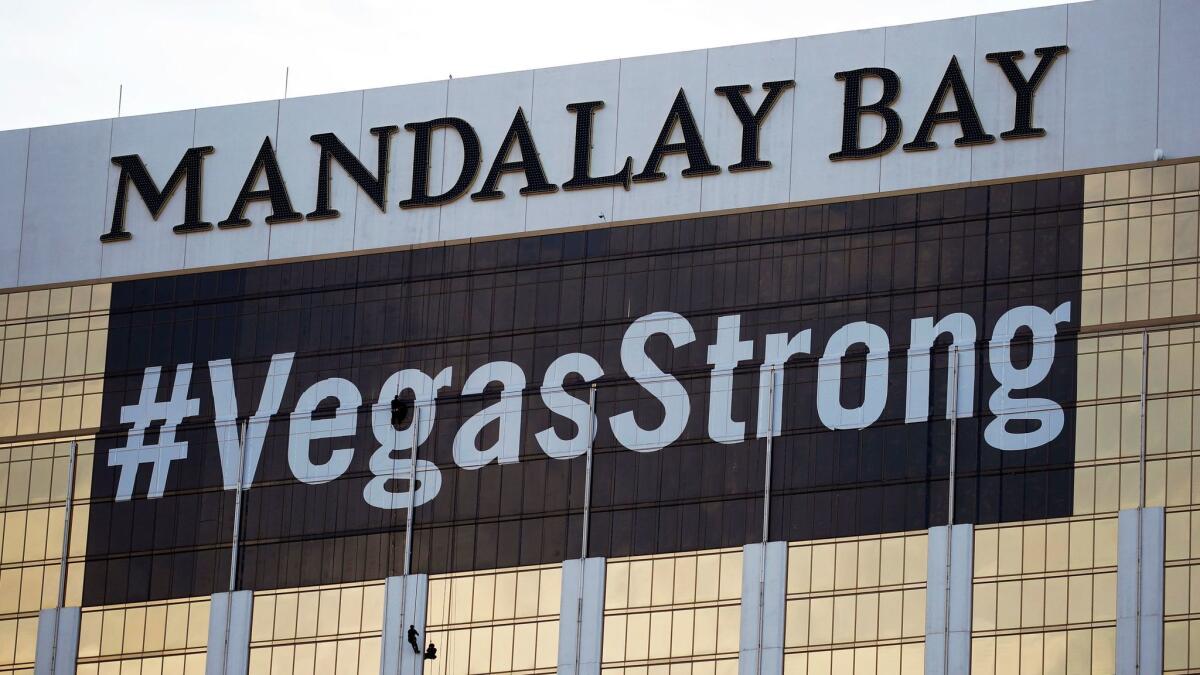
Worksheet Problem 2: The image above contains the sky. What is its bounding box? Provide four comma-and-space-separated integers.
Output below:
0, 0, 1082, 132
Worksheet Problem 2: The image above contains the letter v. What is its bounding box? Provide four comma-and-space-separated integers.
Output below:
209, 353, 295, 489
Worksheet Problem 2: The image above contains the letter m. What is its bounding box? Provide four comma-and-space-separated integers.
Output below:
101, 146, 215, 242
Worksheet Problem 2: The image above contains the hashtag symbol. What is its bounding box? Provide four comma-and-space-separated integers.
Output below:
108, 364, 201, 501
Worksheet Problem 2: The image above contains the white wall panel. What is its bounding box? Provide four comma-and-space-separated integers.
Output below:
354, 80, 448, 251
19, 119, 109, 286
0, 130, 29, 288
268, 91, 363, 260
100, 109, 196, 278
185, 100, 278, 270
34, 607, 79, 675
206, 590, 253, 675
381, 574, 429, 675
1064, 0, 1161, 171
971, 4, 1068, 182
738, 541, 787, 675
881, 16, 978, 193
701, 39, 797, 213
439, 71, 535, 241
791, 28, 885, 203
611, 49, 709, 223
558, 557, 606, 675
925, 523, 973, 675
525, 60, 621, 234
1158, 0, 1200, 161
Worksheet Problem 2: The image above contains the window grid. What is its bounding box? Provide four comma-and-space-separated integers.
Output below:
600, 549, 742, 673
248, 580, 385, 674
75, 597, 210, 673
783, 532, 926, 674
423, 563, 561, 675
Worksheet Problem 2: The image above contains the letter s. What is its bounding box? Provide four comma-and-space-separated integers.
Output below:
609, 311, 695, 452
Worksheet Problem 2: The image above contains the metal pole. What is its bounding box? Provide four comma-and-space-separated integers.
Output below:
1139, 330, 1148, 511
393, 404, 421, 672
575, 385, 597, 675
756, 367, 777, 675
48, 440, 78, 675
943, 347, 960, 675
403, 406, 420, 577
1136, 329, 1149, 673
581, 385, 597, 559
228, 419, 247, 592
762, 367, 776, 543
224, 419, 248, 675
56, 440, 78, 607
947, 346, 959, 527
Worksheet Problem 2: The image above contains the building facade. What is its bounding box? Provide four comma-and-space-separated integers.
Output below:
0, 1, 1198, 673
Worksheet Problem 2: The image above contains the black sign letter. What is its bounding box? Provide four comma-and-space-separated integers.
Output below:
102, 146, 215, 242
903, 56, 994, 152
829, 68, 902, 161
399, 118, 481, 209
563, 101, 633, 192
986, 46, 1069, 139
632, 89, 719, 183
714, 80, 795, 172
471, 108, 558, 201
307, 126, 400, 220
218, 137, 302, 228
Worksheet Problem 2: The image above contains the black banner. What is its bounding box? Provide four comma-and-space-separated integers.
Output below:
84, 176, 1083, 605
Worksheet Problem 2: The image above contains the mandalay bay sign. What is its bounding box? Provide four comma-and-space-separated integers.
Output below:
97, 47, 1067, 242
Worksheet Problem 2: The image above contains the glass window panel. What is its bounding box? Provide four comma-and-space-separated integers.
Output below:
784, 599, 809, 649
901, 589, 924, 638
625, 613, 649, 660
854, 592, 878, 642
186, 602, 208, 648
273, 594, 297, 641
143, 606, 166, 653
602, 614, 626, 663
511, 622, 538, 670
693, 607, 718, 655
809, 597, 833, 645
718, 553, 741, 600
470, 573, 495, 622
788, 545, 812, 595
671, 608, 695, 657
492, 572, 516, 621
251, 595, 274, 643
606, 562, 629, 610
338, 586, 362, 634
696, 555, 720, 603
674, 555, 697, 604
648, 611, 671, 659
294, 592, 318, 638
356, 587, 382, 635
812, 544, 836, 591
974, 582, 996, 632
100, 609, 124, 656
832, 595, 855, 644
857, 539, 880, 588
513, 572, 537, 618
538, 567, 560, 616
651, 558, 674, 606
535, 620, 557, 669
297, 591, 331, 639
